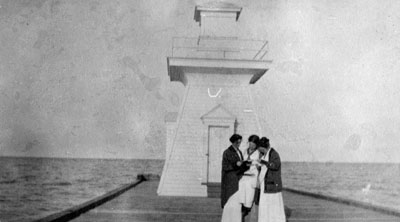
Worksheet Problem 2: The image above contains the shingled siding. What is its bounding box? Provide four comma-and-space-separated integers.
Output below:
158, 84, 261, 196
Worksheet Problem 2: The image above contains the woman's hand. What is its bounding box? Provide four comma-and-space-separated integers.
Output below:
260, 160, 276, 169
253, 159, 262, 166
244, 160, 252, 166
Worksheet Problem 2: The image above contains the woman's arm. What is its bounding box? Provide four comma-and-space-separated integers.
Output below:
260, 150, 281, 171
222, 151, 240, 172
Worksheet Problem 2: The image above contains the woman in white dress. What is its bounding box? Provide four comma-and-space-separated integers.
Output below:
257, 137, 286, 222
239, 135, 262, 216
221, 135, 260, 222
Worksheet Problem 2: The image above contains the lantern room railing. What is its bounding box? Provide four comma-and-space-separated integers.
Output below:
171, 36, 269, 61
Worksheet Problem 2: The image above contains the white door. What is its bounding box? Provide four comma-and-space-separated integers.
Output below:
207, 125, 230, 183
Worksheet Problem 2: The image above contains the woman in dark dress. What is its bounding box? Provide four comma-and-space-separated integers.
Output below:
221, 134, 247, 209
257, 137, 286, 222
221, 134, 256, 222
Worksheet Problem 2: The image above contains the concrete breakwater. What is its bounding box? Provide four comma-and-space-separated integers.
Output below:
33, 173, 400, 222
283, 187, 400, 218
32, 175, 149, 222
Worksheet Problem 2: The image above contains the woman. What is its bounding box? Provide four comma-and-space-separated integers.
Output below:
221, 135, 259, 222
257, 137, 286, 222
221, 134, 247, 210
238, 135, 261, 216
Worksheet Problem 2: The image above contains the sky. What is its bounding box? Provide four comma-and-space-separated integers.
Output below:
0, 0, 399, 162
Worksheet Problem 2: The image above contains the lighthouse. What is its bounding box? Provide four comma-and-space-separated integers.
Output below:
158, 2, 271, 197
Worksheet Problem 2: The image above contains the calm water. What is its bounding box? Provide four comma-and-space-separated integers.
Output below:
0, 157, 399, 221
283, 162, 400, 212
0, 157, 163, 222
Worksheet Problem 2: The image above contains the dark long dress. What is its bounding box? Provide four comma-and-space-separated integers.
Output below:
220, 145, 248, 208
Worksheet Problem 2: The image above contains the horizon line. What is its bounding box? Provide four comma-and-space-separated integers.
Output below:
0, 155, 399, 164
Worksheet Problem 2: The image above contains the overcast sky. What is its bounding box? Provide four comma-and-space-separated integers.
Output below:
0, 0, 399, 162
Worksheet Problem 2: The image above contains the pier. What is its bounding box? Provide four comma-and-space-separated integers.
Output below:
37, 175, 400, 222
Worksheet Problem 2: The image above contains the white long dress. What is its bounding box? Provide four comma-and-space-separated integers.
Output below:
221, 149, 261, 222
221, 191, 242, 222
258, 149, 286, 222
238, 149, 261, 208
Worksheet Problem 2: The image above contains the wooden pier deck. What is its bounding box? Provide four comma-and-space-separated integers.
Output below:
70, 180, 400, 222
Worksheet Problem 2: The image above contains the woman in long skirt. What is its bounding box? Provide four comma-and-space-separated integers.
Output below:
221, 135, 260, 222
257, 137, 286, 222
238, 135, 261, 213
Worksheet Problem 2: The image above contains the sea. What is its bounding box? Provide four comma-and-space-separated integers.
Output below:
0, 157, 399, 222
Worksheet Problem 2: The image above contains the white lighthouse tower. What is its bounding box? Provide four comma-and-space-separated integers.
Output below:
158, 2, 271, 197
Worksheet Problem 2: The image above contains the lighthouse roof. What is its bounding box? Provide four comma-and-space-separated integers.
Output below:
194, 2, 242, 22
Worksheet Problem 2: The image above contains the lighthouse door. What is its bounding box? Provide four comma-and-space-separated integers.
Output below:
207, 125, 230, 183
200, 104, 236, 197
